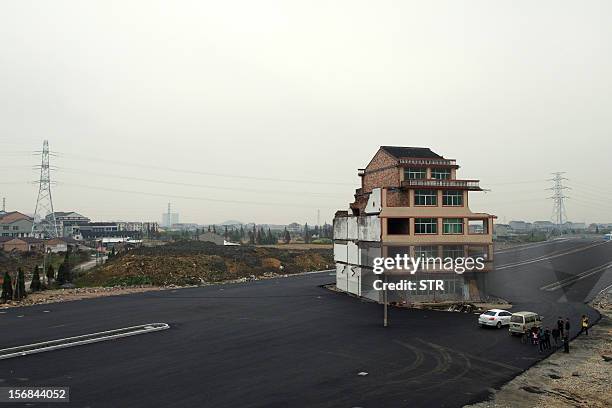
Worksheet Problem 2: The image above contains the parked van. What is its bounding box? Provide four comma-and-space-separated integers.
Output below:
509, 311, 542, 335
604, 233, 612, 241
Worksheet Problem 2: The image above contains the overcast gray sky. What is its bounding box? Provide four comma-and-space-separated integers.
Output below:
1, 1, 610, 225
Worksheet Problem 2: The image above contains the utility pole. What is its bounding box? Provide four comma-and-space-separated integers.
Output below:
32, 140, 59, 238
317, 209, 320, 228
2, 197, 5, 212
548, 172, 569, 231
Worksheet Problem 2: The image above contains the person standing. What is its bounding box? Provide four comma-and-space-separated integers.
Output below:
565, 317, 570, 336
580, 315, 589, 336
552, 327, 560, 347
544, 328, 551, 350
521, 328, 529, 344
557, 316, 564, 337
538, 327, 545, 353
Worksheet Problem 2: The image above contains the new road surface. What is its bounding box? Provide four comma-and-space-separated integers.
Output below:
1, 238, 611, 407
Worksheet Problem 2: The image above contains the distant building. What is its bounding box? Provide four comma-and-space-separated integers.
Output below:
533, 221, 554, 231
286, 222, 302, 233
493, 224, 510, 238
162, 212, 179, 228
0, 211, 33, 238
509, 220, 531, 231
2, 237, 44, 252
564, 221, 586, 231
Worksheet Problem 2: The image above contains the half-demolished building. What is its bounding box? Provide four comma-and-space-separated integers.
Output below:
333, 146, 495, 303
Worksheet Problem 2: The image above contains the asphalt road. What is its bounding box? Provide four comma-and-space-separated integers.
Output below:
1, 238, 611, 407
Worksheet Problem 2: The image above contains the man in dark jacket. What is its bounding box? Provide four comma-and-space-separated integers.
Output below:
552, 327, 560, 347
544, 328, 551, 350
557, 317, 564, 337
565, 317, 570, 335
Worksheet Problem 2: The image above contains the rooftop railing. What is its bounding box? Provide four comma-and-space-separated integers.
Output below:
403, 179, 481, 189
398, 158, 457, 166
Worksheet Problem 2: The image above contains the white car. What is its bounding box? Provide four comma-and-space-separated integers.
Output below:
478, 309, 512, 329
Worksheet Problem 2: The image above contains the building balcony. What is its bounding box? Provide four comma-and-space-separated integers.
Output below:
398, 158, 457, 166
402, 179, 481, 190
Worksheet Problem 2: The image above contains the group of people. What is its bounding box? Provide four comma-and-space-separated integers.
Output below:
521, 315, 590, 354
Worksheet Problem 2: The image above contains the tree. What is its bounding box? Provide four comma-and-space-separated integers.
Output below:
240, 225, 245, 239
46, 264, 55, 285
283, 227, 291, 244
15, 268, 26, 300
1, 272, 12, 302
57, 262, 66, 285
30, 265, 42, 292
266, 228, 274, 245
57, 260, 72, 285
304, 223, 311, 244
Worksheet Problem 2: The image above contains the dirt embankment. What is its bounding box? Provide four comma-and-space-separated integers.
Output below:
465, 290, 612, 408
77, 241, 333, 287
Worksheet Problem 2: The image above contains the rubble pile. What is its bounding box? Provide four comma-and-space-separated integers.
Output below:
0, 286, 164, 309
79, 241, 333, 287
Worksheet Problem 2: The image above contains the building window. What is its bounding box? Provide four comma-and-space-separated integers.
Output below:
414, 189, 437, 206
442, 190, 463, 206
468, 219, 488, 234
12, 226, 18, 230
468, 245, 488, 260
443, 218, 464, 234
431, 168, 451, 179
2, 226, 8, 230
414, 245, 438, 258
405, 168, 426, 179
387, 218, 410, 235
414, 218, 437, 234
443, 245, 465, 259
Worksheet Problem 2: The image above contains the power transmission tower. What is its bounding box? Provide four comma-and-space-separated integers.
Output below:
548, 172, 569, 230
32, 140, 59, 238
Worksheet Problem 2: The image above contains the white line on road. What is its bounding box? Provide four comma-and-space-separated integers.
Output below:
496, 241, 610, 270
494, 238, 570, 254
0, 323, 170, 360
540, 261, 612, 291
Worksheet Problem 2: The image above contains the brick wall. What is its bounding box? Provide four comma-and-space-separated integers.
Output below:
386, 190, 409, 207
361, 149, 400, 193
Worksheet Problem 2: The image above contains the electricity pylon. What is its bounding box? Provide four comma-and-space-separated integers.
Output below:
32, 140, 58, 238
548, 172, 569, 230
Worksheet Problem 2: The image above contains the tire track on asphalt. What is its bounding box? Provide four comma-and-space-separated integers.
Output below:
540, 261, 612, 291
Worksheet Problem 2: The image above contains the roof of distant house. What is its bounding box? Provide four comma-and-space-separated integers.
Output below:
380, 146, 443, 159
0, 211, 32, 224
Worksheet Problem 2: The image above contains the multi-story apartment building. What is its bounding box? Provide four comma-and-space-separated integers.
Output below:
333, 146, 495, 303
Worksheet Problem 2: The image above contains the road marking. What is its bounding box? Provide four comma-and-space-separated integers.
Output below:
496, 241, 610, 270
494, 238, 570, 254
540, 261, 612, 291
0, 323, 169, 360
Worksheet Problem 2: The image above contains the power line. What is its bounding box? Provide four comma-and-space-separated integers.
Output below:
56, 167, 348, 198
57, 182, 343, 209
57, 152, 354, 186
